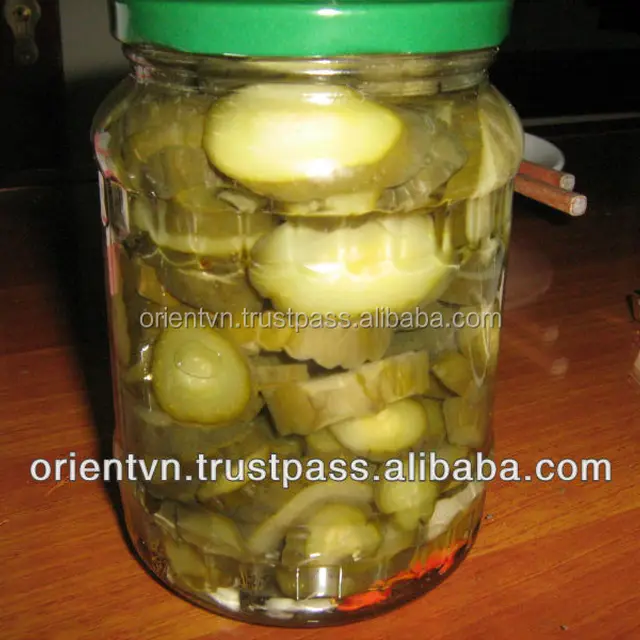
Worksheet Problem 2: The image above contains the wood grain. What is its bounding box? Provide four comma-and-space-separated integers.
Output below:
1, 131, 640, 639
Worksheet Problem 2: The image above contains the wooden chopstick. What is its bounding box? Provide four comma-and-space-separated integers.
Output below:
519, 160, 576, 191
514, 173, 587, 217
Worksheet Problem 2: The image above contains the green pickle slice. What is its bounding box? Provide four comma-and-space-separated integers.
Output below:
374, 458, 439, 532
157, 261, 263, 316
330, 398, 427, 460
246, 480, 374, 556
263, 350, 430, 435
151, 325, 254, 424
249, 214, 457, 317
203, 83, 418, 202
432, 351, 474, 396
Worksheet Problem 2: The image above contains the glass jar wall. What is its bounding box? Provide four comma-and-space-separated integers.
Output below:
93, 46, 522, 626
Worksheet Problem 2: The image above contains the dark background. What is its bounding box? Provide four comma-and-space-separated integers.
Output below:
1, 0, 639, 188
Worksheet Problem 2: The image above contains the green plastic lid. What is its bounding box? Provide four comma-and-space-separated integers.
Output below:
112, 0, 513, 57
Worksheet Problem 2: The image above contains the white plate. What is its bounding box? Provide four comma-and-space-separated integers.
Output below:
523, 133, 565, 171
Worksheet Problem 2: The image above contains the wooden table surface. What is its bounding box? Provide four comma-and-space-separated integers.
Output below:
1, 127, 639, 640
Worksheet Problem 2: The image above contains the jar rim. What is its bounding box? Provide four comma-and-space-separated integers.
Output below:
112, 0, 512, 58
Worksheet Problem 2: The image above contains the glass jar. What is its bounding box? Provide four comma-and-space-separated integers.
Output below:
93, 0, 522, 627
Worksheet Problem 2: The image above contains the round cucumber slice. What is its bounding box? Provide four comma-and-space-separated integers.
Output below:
246, 479, 374, 556
203, 83, 416, 202
330, 399, 427, 460
151, 325, 253, 424
249, 214, 457, 317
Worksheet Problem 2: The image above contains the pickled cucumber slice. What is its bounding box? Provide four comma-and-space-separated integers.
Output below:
111, 293, 131, 368
282, 191, 381, 217
443, 391, 491, 448
142, 147, 221, 199
305, 428, 348, 460
330, 399, 427, 460
252, 362, 310, 392
375, 459, 439, 532
163, 537, 208, 591
426, 481, 485, 541
377, 519, 417, 559
122, 93, 210, 163
376, 110, 467, 214
151, 325, 253, 424
131, 187, 274, 259
457, 310, 500, 378
134, 261, 181, 307
295, 504, 381, 565
284, 325, 393, 370
438, 237, 503, 306
249, 214, 457, 317
174, 504, 247, 559
157, 263, 263, 316
434, 442, 471, 492
196, 444, 271, 500
246, 479, 374, 556
432, 351, 473, 396
203, 83, 417, 202
444, 87, 523, 201
122, 395, 269, 461
264, 350, 430, 435
416, 398, 447, 448
217, 312, 294, 356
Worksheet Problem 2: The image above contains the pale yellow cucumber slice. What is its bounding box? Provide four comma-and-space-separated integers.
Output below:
282, 190, 381, 217
375, 458, 439, 531
330, 399, 427, 460
151, 325, 253, 424
203, 83, 415, 202
264, 350, 430, 435
246, 479, 374, 556
443, 391, 491, 449
432, 351, 474, 396
249, 214, 457, 317
284, 325, 392, 370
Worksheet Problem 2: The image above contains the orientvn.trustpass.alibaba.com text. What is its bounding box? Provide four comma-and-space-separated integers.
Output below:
30, 451, 612, 488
